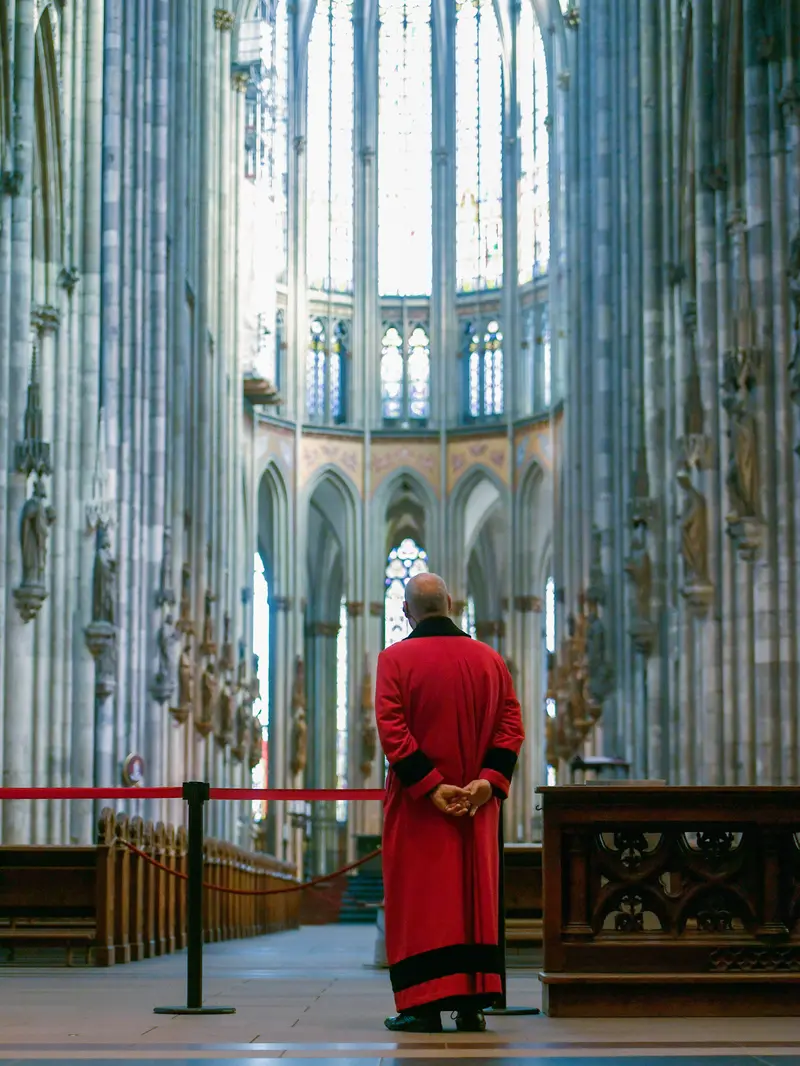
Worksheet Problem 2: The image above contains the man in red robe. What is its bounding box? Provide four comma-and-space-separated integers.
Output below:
376, 573, 525, 1033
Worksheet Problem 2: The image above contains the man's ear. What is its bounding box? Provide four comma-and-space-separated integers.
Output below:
402, 602, 408, 619
447, 595, 453, 614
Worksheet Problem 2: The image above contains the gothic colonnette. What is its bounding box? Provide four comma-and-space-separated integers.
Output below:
0, 0, 799, 879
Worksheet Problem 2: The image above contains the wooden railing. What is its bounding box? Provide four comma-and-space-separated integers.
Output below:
538, 786, 800, 1017
0, 808, 300, 966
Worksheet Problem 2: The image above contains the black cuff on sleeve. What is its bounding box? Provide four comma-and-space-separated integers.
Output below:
392, 749, 437, 789
483, 746, 518, 784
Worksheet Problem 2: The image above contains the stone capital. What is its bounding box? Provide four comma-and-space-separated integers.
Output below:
274, 596, 293, 612
232, 70, 249, 93
369, 601, 384, 617
514, 595, 543, 613
307, 620, 340, 638
31, 304, 60, 334
214, 8, 235, 31
346, 601, 365, 617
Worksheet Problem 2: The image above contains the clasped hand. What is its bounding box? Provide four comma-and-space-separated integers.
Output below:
430, 780, 492, 818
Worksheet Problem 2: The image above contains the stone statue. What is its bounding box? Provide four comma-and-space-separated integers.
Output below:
249, 713, 263, 770
625, 523, 652, 624
156, 613, 179, 684
726, 405, 759, 520
201, 589, 216, 650
20, 478, 55, 587
677, 467, 709, 584
200, 661, 218, 727
156, 527, 174, 607
179, 562, 192, 628
218, 683, 235, 744
178, 637, 195, 711
585, 603, 613, 705
234, 703, 249, 758
290, 709, 308, 777
91, 524, 116, 624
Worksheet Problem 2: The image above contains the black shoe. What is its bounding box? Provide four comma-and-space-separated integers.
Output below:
454, 1009, 486, 1033
384, 1010, 443, 1033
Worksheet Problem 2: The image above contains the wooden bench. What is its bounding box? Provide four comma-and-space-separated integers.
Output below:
0, 812, 115, 966
0, 807, 300, 967
504, 843, 543, 948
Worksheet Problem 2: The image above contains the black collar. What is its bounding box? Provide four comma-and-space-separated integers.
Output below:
405, 615, 471, 640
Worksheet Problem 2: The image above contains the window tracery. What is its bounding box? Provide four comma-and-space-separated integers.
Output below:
465, 318, 504, 419
455, 0, 503, 292
306, 316, 348, 423
518, 1, 549, 283
307, 0, 354, 293
378, 0, 432, 296
380, 323, 431, 424
384, 538, 429, 647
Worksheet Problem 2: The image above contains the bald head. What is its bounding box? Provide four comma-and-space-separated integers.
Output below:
404, 572, 451, 625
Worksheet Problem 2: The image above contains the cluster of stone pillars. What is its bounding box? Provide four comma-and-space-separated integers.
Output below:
557, 0, 800, 785
0, 1, 275, 844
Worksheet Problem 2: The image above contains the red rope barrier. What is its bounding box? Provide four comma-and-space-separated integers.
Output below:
0, 787, 385, 801
117, 838, 382, 896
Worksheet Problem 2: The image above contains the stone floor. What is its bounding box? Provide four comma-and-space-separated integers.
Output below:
0, 926, 798, 1064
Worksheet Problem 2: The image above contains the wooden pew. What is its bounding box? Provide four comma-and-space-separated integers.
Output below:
504, 843, 543, 949
0, 806, 301, 967
0, 809, 116, 966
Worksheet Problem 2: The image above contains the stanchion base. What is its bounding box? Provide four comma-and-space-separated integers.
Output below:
154, 1005, 237, 1015
485, 1006, 541, 1016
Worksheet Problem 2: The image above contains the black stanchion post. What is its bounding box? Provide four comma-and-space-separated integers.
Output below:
484, 804, 540, 1018
154, 781, 235, 1016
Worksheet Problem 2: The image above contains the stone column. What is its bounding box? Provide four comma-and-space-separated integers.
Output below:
3, 0, 38, 843
269, 596, 292, 857
69, 0, 105, 843
345, 601, 364, 857
743, 0, 780, 782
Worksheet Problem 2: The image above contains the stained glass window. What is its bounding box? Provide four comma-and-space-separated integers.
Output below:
466, 319, 504, 419
307, 0, 354, 293
384, 538, 429, 647
518, 1, 549, 283
306, 318, 327, 417
252, 553, 270, 821
266, 0, 289, 283
378, 0, 432, 296
275, 308, 285, 391
336, 597, 348, 822
381, 326, 404, 421
456, 0, 503, 292
306, 317, 348, 423
406, 326, 431, 420
380, 324, 430, 424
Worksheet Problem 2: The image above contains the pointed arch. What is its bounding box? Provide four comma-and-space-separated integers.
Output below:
32, 5, 64, 303
0, 0, 9, 155
257, 460, 291, 598
373, 468, 438, 590
448, 465, 509, 610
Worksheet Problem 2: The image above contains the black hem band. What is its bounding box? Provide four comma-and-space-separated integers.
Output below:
389, 943, 503, 993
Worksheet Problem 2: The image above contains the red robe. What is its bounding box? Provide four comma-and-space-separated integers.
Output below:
375, 615, 525, 1013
